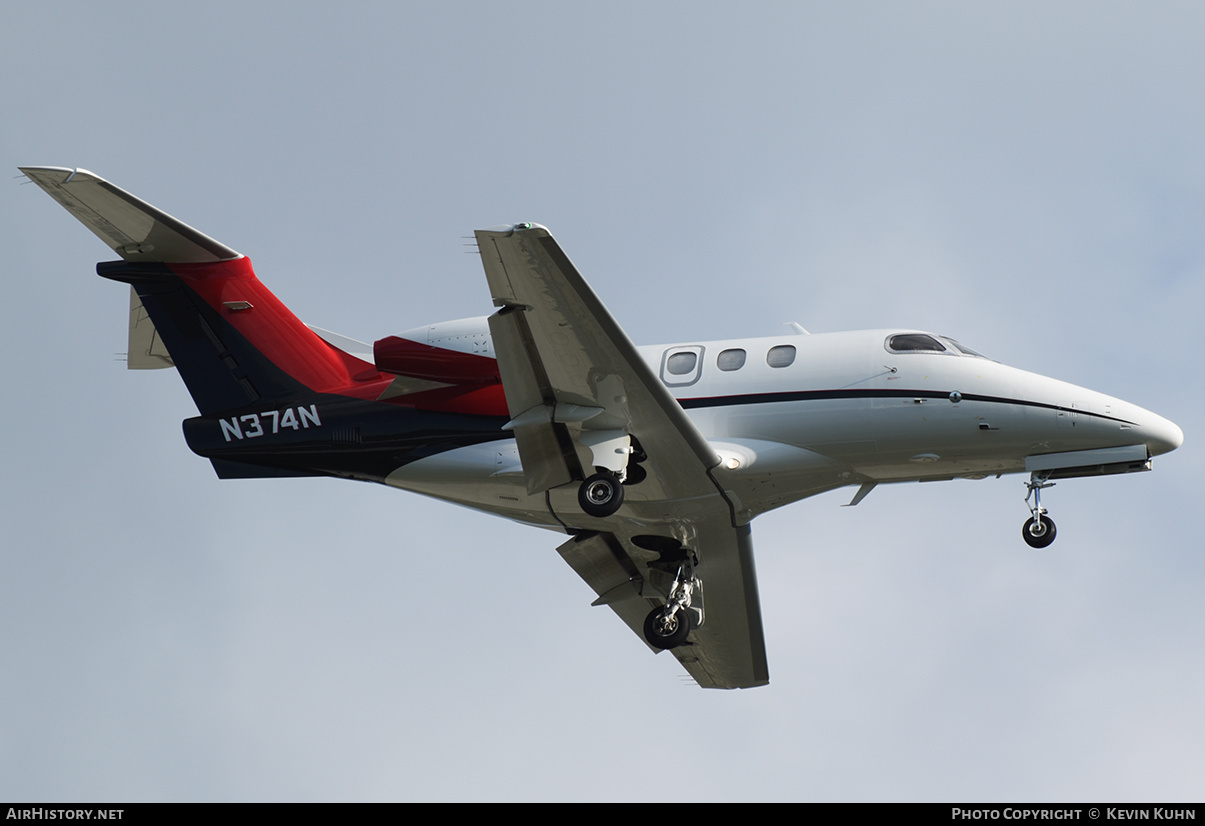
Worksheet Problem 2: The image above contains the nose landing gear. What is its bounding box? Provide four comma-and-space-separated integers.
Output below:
1023, 472, 1057, 548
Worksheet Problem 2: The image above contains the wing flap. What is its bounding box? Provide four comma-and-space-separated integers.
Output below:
488, 305, 580, 493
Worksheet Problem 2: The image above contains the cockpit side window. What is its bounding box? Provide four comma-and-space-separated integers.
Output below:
886, 334, 947, 353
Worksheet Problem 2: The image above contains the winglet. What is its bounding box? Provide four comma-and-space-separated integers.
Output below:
19, 166, 240, 263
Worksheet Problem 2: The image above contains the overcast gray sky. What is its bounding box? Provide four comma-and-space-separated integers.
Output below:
3, 1, 1201, 802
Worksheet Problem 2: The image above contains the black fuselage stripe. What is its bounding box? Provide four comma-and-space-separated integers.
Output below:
676, 389, 1138, 426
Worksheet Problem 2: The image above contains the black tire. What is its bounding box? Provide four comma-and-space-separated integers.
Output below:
579, 472, 624, 517
644, 606, 692, 650
1022, 515, 1057, 548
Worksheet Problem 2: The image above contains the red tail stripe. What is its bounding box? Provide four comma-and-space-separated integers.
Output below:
168, 257, 388, 396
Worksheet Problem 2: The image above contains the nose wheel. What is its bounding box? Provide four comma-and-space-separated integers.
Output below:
1023, 472, 1057, 548
1023, 514, 1057, 548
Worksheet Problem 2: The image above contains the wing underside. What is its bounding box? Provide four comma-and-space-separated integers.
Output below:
557, 520, 768, 689
475, 224, 769, 688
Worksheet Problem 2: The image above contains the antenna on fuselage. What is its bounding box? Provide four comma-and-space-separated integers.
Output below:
783, 322, 809, 335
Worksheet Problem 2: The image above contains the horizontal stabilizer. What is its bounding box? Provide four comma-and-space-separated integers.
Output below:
19, 166, 239, 263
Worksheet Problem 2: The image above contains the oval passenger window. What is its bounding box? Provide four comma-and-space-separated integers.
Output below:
717, 348, 746, 371
666, 352, 698, 375
767, 345, 796, 368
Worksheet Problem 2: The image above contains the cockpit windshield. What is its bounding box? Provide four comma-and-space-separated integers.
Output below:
939, 337, 991, 359
887, 333, 946, 353
885, 333, 991, 360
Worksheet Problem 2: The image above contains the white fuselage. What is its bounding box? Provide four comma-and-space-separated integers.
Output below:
385, 319, 1183, 528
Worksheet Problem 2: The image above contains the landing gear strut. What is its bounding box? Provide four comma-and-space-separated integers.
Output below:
1023, 471, 1057, 548
643, 558, 700, 650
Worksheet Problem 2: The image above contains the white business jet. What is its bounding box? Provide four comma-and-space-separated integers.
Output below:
21, 166, 1183, 689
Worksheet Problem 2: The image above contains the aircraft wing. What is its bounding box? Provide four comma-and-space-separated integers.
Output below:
556, 518, 767, 689
475, 224, 768, 688
477, 223, 719, 497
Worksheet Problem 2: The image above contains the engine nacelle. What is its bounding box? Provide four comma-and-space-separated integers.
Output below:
374, 316, 499, 385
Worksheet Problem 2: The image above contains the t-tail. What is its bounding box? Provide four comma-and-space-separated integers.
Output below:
19, 166, 503, 481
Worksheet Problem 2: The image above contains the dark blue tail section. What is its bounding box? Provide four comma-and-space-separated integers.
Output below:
98, 258, 385, 415
100, 261, 311, 414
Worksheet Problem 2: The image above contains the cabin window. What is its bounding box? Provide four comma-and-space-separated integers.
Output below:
767, 345, 796, 368
660, 345, 705, 387
886, 334, 947, 353
666, 352, 698, 375
717, 348, 746, 371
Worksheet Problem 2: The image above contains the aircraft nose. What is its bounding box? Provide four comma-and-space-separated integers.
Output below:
1141, 411, 1184, 457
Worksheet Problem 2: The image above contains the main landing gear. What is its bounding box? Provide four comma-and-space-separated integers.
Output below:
576, 436, 647, 518
578, 471, 625, 517
643, 557, 701, 650
1023, 471, 1057, 548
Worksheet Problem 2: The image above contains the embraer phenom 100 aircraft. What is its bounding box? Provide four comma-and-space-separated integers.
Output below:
22, 166, 1183, 689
